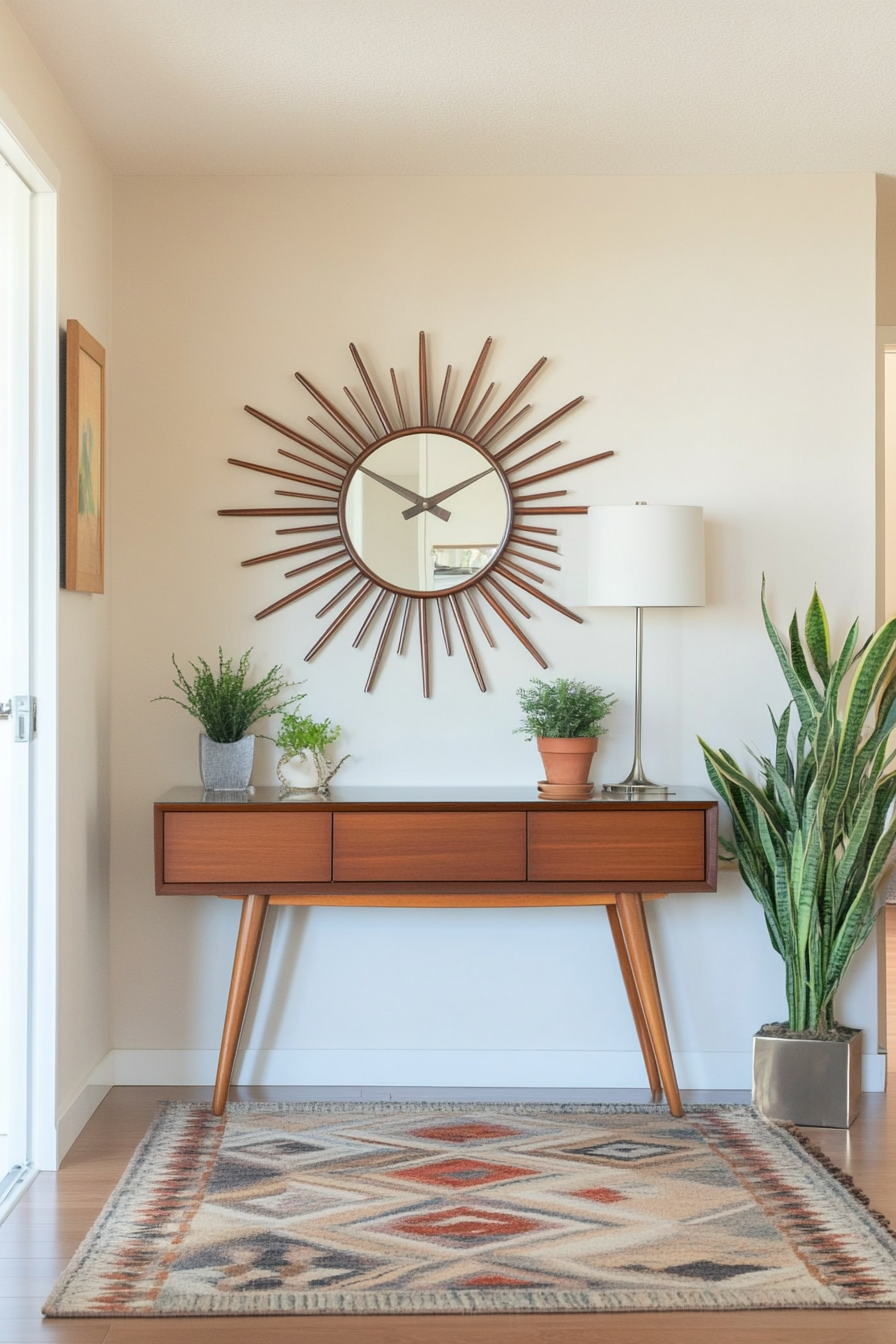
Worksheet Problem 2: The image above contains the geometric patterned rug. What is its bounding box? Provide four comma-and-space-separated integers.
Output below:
43, 1102, 896, 1316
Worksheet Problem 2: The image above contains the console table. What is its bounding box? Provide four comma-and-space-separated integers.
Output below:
154, 786, 718, 1117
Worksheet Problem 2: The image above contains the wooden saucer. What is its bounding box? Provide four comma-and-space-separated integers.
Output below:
537, 780, 594, 799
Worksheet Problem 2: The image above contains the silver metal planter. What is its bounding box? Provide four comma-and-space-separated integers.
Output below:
199, 733, 254, 791
752, 1030, 862, 1128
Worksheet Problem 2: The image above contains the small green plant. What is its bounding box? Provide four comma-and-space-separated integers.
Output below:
155, 649, 301, 743
700, 583, 896, 1036
275, 706, 348, 795
515, 677, 617, 740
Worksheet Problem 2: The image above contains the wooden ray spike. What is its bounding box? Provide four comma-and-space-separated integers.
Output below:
481, 404, 530, 450
494, 563, 584, 623
350, 343, 393, 435
243, 537, 346, 567
353, 588, 391, 647
486, 574, 532, 618
276, 523, 341, 536
274, 489, 340, 504
343, 389, 379, 439
508, 532, 560, 552
513, 490, 567, 502
512, 450, 613, 489
460, 381, 494, 437
255, 560, 354, 620
495, 398, 586, 460
390, 370, 408, 429
505, 547, 561, 571
365, 593, 402, 692
448, 594, 486, 692
419, 597, 431, 697
513, 523, 559, 535
450, 337, 492, 432
436, 367, 452, 428
500, 556, 544, 583
229, 457, 340, 491
397, 595, 413, 653
219, 507, 338, 517
419, 332, 429, 427
316, 571, 365, 617
477, 357, 547, 441
437, 596, 452, 654
295, 370, 369, 448
305, 580, 375, 659
284, 548, 349, 579
504, 441, 562, 474
463, 588, 496, 647
244, 406, 352, 468
479, 583, 548, 668
308, 417, 359, 459
514, 506, 589, 515
278, 449, 344, 480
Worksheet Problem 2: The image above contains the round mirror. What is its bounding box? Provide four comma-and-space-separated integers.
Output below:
341, 430, 511, 595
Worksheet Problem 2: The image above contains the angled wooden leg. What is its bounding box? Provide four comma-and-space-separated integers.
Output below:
212, 893, 270, 1116
606, 903, 662, 1100
615, 891, 683, 1118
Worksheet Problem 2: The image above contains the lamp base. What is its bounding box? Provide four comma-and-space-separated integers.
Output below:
602, 780, 669, 796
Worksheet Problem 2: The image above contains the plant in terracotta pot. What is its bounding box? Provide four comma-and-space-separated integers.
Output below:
699, 583, 896, 1127
155, 648, 302, 791
516, 677, 616, 790
275, 704, 349, 797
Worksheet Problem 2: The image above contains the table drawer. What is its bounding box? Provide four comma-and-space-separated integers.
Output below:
163, 813, 332, 884
527, 810, 706, 883
333, 812, 527, 882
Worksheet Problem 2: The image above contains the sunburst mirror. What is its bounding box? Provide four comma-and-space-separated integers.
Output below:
220, 334, 613, 694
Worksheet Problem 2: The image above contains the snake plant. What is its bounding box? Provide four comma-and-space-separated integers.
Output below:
699, 583, 896, 1034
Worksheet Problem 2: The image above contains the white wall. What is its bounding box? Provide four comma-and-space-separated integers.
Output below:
0, 1, 113, 1158
110, 173, 880, 1091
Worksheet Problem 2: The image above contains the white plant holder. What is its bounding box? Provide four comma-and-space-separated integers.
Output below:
277, 748, 348, 798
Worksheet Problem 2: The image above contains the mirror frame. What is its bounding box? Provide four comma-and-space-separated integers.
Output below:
221, 333, 614, 695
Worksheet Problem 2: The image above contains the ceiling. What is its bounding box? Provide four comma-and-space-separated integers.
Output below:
8, 0, 896, 176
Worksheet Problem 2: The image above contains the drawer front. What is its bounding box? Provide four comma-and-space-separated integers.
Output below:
333, 812, 527, 882
527, 810, 706, 883
163, 813, 332, 884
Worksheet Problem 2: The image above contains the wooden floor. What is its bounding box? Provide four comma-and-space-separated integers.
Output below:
1, 1084, 895, 1343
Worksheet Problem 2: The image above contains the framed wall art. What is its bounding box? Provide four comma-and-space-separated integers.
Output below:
63, 319, 105, 593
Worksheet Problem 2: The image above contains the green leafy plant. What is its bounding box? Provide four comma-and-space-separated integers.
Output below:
515, 677, 616, 740
275, 706, 348, 795
699, 583, 896, 1035
155, 649, 301, 743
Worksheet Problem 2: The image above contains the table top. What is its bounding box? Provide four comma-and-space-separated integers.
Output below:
156, 785, 717, 810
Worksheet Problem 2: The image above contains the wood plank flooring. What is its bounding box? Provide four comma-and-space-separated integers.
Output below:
1, 1085, 894, 1343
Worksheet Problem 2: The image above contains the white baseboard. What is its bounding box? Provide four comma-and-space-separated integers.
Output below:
54, 1050, 115, 1165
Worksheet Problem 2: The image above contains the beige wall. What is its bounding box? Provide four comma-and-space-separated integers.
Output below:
0, 2, 112, 1150
110, 173, 881, 1090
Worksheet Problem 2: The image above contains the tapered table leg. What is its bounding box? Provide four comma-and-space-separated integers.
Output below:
615, 891, 683, 1117
212, 893, 270, 1116
606, 903, 662, 1100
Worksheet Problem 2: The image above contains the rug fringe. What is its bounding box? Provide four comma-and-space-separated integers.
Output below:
778, 1121, 896, 1240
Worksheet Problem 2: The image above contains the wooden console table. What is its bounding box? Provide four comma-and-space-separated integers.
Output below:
154, 786, 718, 1117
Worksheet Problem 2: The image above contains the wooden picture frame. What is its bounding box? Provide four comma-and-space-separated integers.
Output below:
64, 319, 106, 592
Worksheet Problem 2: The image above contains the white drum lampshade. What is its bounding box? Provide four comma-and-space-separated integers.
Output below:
587, 505, 705, 609
586, 503, 705, 791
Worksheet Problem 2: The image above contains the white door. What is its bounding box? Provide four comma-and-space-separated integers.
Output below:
0, 154, 33, 1198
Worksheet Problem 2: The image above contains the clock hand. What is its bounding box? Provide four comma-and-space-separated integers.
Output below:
358, 466, 451, 521
401, 466, 496, 520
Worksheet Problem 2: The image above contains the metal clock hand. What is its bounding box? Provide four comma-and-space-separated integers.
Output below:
401, 466, 496, 520
358, 466, 451, 521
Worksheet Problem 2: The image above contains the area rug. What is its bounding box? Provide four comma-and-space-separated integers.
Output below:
43, 1102, 896, 1316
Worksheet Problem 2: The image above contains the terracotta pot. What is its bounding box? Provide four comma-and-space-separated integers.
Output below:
536, 736, 598, 785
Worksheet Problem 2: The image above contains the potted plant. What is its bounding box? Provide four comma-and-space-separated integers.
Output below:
699, 583, 896, 1127
516, 676, 616, 789
155, 648, 301, 791
275, 705, 349, 797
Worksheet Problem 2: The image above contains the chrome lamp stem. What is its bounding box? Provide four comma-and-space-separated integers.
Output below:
603, 606, 666, 794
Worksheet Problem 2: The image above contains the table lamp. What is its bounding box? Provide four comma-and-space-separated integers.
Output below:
587, 503, 705, 793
